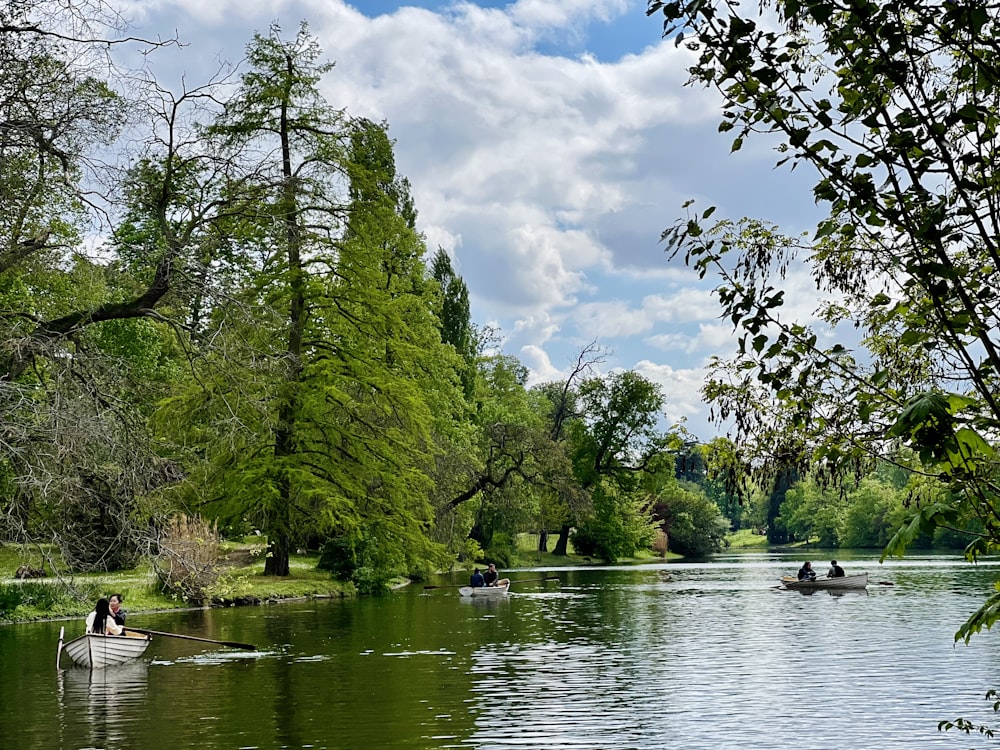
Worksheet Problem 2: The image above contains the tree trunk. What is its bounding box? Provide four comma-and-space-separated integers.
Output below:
766, 465, 797, 545
264, 534, 290, 577
537, 530, 548, 553
552, 523, 571, 556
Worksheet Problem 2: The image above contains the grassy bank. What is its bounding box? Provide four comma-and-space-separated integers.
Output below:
726, 529, 771, 549
511, 533, 679, 566
0, 544, 348, 624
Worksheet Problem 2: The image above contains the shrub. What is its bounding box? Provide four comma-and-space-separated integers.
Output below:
0, 584, 23, 618
484, 533, 516, 568
18, 582, 59, 609
153, 515, 221, 604
317, 535, 358, 580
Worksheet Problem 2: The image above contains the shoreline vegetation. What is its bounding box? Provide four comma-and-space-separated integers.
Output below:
1, 534, 681, 625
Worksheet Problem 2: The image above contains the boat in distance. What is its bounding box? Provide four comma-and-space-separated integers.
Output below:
60, 631, 152, 669
458, 582, 510, 598
780, 573, 868, 590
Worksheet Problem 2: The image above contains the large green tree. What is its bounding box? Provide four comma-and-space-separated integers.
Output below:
648, 0, 1000, 634
559, 370, 667, 556
154, 25, 460, 585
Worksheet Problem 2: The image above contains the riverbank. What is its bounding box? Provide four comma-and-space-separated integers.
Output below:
0, 543, 352, 624
0, 540, 641, 624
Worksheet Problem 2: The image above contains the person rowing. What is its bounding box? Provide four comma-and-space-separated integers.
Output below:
482, 563, 510, 588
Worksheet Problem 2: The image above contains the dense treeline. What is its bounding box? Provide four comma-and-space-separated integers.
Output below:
0, 2, 733, 595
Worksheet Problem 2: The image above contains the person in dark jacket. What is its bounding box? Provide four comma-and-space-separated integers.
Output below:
827, 560, 846, 578
482, 563, 510, 588
109, 593, 127, 627
797, 562, 816, 581
469, 569, 485, 588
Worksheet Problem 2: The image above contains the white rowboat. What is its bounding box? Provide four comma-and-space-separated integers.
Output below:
780, 573, 868, 590
458, 583, 510, 598
60, 631, 152, 669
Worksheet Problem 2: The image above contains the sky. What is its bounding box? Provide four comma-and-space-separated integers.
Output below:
112, 0, 827, 440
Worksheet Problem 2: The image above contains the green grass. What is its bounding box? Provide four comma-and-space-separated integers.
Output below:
726, 529, 771, 549
0, 544, 346, 623
0, 542, 63, 575
512, 533, 678, 566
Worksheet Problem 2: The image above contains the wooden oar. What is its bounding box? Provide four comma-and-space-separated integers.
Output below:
509, 576, 561, 586
424, 575, 560, 590
126, 627, 256, 651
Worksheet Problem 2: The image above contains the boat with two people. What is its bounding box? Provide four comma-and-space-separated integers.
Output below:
58, 626, 257, 669
779, 572, 869, 590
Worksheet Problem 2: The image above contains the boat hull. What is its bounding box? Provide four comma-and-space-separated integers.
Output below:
781, 573, 868, 590
458, 583, 510, 598
62, 632, 151, 669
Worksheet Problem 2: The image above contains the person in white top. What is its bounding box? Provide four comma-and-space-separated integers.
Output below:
85, 597, 124, 635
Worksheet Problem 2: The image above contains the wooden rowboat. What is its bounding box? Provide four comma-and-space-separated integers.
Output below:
59, 629, 151, 669
780, 573, 868, 590
458, 582, 510, 598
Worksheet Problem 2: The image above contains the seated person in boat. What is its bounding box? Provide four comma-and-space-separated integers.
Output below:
797, 561, 816, 581
470, 568, 485, 588
109, 593, 127, 626
483, 563, 511, 588
827, 560, 846, 578
85, 597, 124, 635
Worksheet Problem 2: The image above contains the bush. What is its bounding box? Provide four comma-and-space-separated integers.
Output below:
484, 533, 516, 568
153, 515, 221, 604
652, 482, 729, 558
317, 535, 358, 580
0, 584, 23, 618
18, 582, 59, 609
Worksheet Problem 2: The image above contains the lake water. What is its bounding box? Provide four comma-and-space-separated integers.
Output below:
4, 551, 1000, 749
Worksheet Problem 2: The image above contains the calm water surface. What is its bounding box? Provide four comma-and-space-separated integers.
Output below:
4, 552, 1000, 749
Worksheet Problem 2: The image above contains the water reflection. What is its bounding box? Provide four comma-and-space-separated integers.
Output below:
57, 661, 148, 750
787, 587, 870, 597
458, 595, 511, 611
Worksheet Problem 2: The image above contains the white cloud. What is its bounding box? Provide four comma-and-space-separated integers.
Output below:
633, 360, 711, 434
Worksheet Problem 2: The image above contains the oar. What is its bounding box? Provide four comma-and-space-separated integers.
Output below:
509, 576, 561, 586
424, 576, 560, 590
423, 583, 470, 590
126, 627, 256, 651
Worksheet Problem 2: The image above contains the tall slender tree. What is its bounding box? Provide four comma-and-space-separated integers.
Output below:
156, 25, 462, 584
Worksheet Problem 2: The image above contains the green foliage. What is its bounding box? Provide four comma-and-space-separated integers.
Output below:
648, 477, 729, 558
777, 479, 843, 547
571, 486, 655, 562
839, 478, 903, 549
0, 579, 103, 621
648, 0, 1000, 636
939, 689, 999, 741
317, 535, 358, 580
0, 585, 23, 618
16, 581, 59, 609
483, 533, 516, 568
